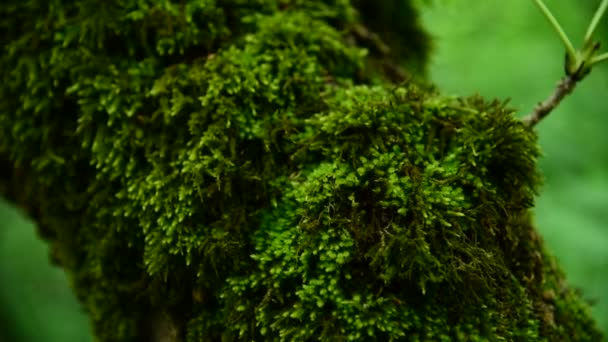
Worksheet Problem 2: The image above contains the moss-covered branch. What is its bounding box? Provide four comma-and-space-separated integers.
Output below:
0, 1, 602, 341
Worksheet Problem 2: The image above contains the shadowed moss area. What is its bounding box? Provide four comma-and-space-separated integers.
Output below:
0, 0, 602, 341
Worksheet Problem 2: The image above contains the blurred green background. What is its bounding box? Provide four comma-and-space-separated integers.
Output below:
0, 1, 606, 340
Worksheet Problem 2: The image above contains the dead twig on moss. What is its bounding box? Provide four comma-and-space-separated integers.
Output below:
351, 24, 411, 83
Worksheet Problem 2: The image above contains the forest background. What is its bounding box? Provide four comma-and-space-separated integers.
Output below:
1, 1, 607, 341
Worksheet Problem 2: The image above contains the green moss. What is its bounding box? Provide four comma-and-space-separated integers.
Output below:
221, 87, 543, 340
0, 0, 602, 341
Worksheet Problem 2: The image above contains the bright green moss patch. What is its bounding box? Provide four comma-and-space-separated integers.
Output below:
221, 87, 548, 340
0, 0, 602, 341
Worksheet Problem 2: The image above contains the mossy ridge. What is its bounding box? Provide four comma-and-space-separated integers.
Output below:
222, 86, 601, 341
0, 0, 603, 341
222, 86, 537, 340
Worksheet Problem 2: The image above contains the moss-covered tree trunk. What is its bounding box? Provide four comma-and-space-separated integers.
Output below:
0, 1, 602, 341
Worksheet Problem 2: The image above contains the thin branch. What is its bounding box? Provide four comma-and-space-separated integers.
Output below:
352, 24, 391, 55
522, 75, 578, 127
351, 24, 411, 83
585, 0, 608, 44
532, 0, 577, 59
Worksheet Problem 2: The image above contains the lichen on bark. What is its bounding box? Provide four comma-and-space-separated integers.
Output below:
0, 0, 603, 341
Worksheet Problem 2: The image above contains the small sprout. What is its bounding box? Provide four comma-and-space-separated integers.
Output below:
524, 0, 608, 126
533, 0, 608, 80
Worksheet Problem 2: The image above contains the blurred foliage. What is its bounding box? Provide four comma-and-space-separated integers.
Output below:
0, 199, 92, 342
0, 0, 606, 340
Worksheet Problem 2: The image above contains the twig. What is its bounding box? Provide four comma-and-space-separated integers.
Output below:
522, 75, 578, 127
351, 24, 411, 83
352, 24, 391, 55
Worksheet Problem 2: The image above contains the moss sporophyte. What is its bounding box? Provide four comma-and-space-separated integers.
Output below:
0, 0, 603, 341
